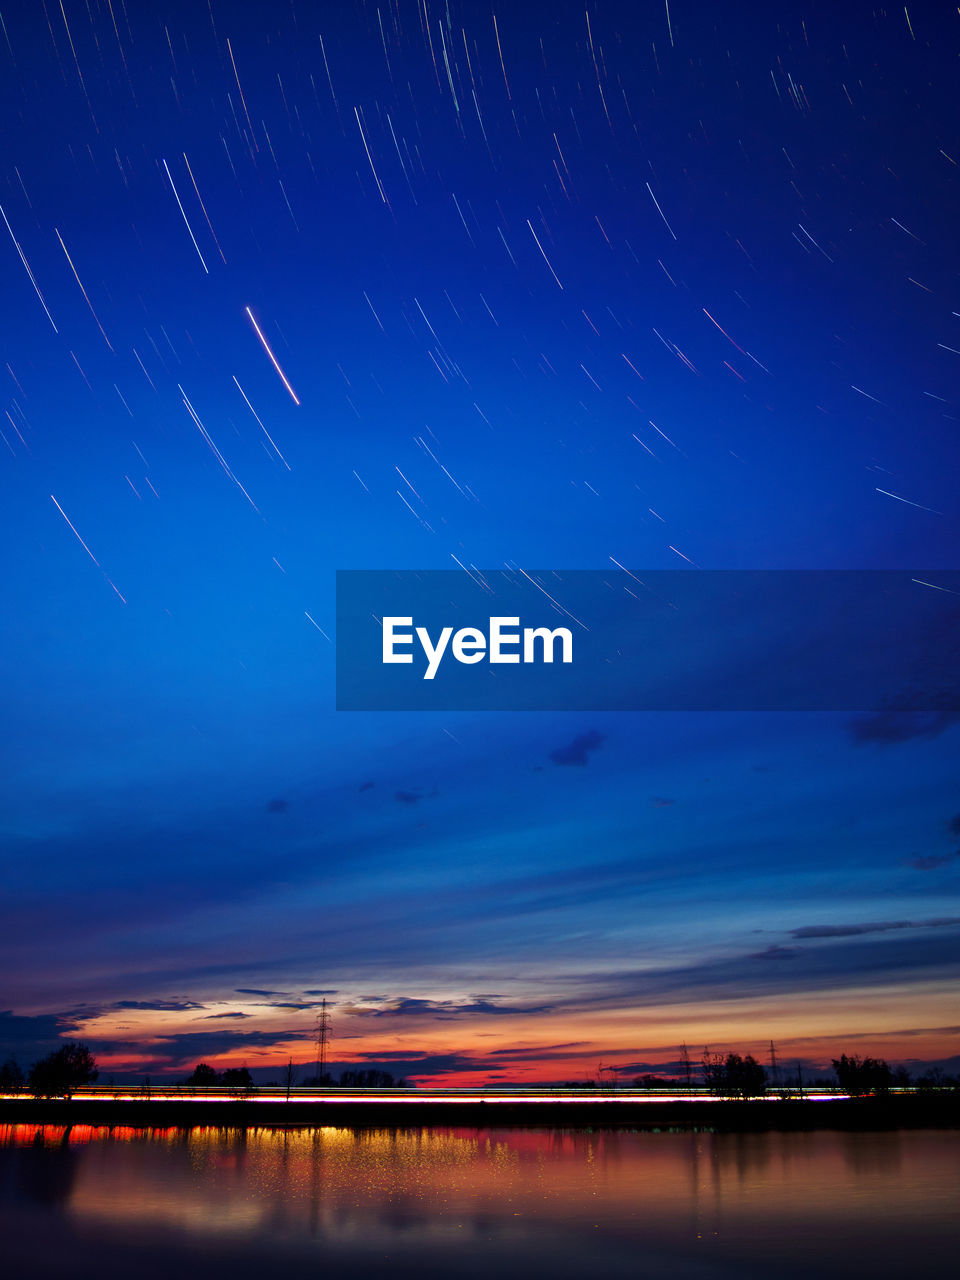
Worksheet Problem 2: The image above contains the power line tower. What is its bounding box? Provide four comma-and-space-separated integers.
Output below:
680, 1042, 692, 1090
769, 1040, 780, 1087
314, 999, 332, 1082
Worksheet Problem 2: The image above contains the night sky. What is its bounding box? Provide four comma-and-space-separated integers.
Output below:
1, 0, 958, 1085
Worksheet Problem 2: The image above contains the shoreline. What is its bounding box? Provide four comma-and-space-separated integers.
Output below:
2, 1094, 957, 1132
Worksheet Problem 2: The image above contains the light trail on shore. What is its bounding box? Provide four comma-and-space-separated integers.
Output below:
1, 1086, 853, 1104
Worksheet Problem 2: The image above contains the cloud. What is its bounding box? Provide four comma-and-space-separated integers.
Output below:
948, 814, 960, 837
0, 1010, 79, 1062
339, 996, 553, 1019
85, 1027, 316, 1073
394, 788, 438, 804
200, 1012, 250, 1019
748, 945, 798, 960
113, 999, 203, 1012
263, 1002, 323, 1010
272, 1049, 491, 1082
350, 1052, 484, 1078
235, 988, 288, 997
790, 917, 960, 939
459, 999, 554, 1016
848, 710, 960, 745
551, 926, 960, 1012
903, 852, 959, 870
782, 1024, 960, 1045
550, 729, 605, 766
303, 989, 338, 996
488, 1042, 591, 1060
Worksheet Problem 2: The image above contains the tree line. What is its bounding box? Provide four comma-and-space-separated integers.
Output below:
1, 1043, 98, 1098
2, 1043, 957, 1098
182, 1063, 407, 1088
628, 1050, 959, 1096
0, 1047, 410, 1096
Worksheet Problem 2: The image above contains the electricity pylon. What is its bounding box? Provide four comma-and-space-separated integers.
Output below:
769, 1040, 780, 1087
680, 1042, 693, 1089
314, 999, 332, 1081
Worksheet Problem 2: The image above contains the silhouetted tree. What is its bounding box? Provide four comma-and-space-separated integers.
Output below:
0, 1058, 25, 1093
702, 1051, 767, 1098
832, 1054, 892, 1095
338, 1069, 399, 1087
28, 1043, 98, 1098
184, 1062, 219, 1086
917, 1067, 944, 1089
221, 1066, 252, 1086
916, 1068, 958, 1090
634, 1074, 666, 1089
222, 1066, 255, 1094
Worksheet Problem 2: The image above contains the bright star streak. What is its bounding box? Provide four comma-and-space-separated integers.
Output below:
0, 202, 58, 332
232, 375, 291, 469
55, 228, 113, 350
50, 494, 100, 566
162, 158, 209, 274
245, 307, 300, 405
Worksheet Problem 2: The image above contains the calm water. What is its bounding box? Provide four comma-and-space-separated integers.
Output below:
1, 1124, 957, 1278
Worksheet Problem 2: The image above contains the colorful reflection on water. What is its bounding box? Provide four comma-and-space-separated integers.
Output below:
1, 1124, 957, 1278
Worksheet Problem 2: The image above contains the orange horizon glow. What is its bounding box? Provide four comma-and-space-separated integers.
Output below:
40, 978, 959, 1086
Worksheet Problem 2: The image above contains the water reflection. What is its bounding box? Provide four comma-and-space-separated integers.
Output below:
0, 1124, 957, 1279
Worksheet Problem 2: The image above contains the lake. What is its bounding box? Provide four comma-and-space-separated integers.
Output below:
1, 1123, 957, 1278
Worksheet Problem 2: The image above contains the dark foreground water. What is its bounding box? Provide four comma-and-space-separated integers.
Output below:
1, 1124, 957, 1279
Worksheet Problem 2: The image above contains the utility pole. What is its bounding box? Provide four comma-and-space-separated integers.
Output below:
314, 999, 332, 1083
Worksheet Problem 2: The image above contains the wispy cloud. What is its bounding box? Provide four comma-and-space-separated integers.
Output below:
790, 917, 960, 939
849, 710, 960, 745
550, 730, 605, 766
339, 996, 554, 1019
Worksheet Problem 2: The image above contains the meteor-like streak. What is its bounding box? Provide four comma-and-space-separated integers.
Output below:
0, 202, 58, 332
875, 487, 941, 514
354, 106, 389, 205
512, 565, 587, 631
645, 181, 678, 240
304, 612, 331, 642
245, 307, 300, 405
526, 219, 564, 289
50, 494, 100, 567
226, 36, 256, 144
162, 158, 209, 274
179, 385, 261, 513
50, 495, 126, 602
232, 375, 291, 468
183, 152, 226, 263
55, 228, 114, 350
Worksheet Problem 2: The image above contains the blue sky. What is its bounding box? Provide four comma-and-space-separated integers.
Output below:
0, 0, 958, 1082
